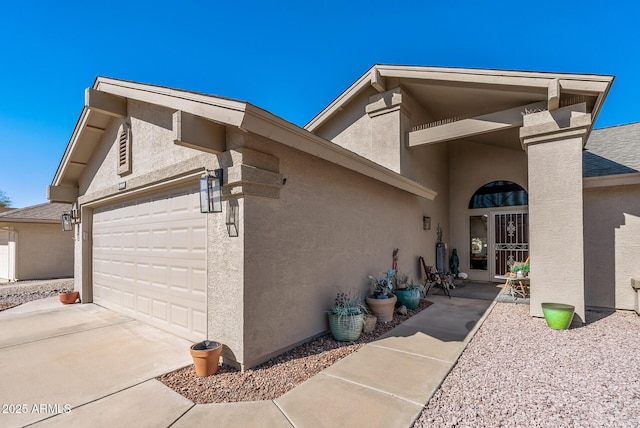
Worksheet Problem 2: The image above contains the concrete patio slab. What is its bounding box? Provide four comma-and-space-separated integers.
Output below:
275, 373, 422, 428
0, 305, 192, 427
29, 380, 193, 428
0, 296, 66, 315
173, 401, 293, 428
0, 302, 130, 348
322, 345, 451, 405
372, 324, 466, 363
400, 297, 493, 342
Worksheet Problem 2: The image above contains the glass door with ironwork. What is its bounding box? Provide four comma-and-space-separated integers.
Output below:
492, 211, 528, 277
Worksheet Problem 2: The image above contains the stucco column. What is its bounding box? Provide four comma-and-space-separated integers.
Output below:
520, 103, 591, 322
365, 88, 412, 173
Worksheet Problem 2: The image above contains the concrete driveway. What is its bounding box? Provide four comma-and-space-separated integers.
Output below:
0, 298, 195, 427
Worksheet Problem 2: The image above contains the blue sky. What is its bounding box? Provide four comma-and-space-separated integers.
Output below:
1, 1, 638, 207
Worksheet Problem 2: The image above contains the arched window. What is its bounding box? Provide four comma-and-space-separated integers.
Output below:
468, 181, 528, 209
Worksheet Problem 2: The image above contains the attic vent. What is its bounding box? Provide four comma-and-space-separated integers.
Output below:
117, 122, 132, 176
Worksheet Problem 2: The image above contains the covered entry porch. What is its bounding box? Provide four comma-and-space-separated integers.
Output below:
415, 100, 602, 323
305, 65, 613, 320
306, 65, 614, 323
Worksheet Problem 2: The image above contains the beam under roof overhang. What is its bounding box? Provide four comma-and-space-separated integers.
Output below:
173, 110, 226, 154
408, 101, 547, 147
371, 68, 386, 93
85, 88, 127, 117
47, 184, 79, 203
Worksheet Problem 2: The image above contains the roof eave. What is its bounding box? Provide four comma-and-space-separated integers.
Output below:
243, 104, 437, 200
304, 64, 616, 133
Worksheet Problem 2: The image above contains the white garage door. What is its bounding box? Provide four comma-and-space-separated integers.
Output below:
93, 185, 207, 341
0, 231, 8, 280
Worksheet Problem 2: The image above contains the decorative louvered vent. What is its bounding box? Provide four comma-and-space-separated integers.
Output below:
117, 122, 132, 175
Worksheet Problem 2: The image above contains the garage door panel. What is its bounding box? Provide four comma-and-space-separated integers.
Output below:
93, 184, 207, 341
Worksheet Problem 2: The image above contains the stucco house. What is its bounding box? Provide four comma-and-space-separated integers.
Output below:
0, 202, 73, 281
47, 65, 639, 369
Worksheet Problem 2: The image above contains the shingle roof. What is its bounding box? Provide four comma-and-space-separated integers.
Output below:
584, 122, 640, 177
0, 202, 71, 222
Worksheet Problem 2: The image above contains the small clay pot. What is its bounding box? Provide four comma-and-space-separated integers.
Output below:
190, 340, 223, 377
59, 291, 80, 304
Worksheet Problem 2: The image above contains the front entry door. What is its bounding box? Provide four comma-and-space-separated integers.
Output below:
492, 210, 529, 277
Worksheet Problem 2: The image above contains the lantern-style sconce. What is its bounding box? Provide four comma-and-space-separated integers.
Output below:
423, 216, 431, 230
200, 169, 223, 213
61, 211, 73, 231
61, 209, 80, 231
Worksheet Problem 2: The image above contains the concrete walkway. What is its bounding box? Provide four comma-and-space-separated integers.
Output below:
2, 289, 497, 428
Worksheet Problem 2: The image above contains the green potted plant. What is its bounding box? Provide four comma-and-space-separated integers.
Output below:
510, 263, 530, 278
366, 269, 397, 322
394, 275, 425, 310
328, 290, 367, 341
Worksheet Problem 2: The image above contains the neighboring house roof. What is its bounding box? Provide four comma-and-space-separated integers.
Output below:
0, 202, 71, 224
584, 122, 640, 177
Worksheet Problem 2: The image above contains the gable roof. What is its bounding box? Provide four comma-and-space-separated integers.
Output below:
0, 202, 70, 224
305, 64, 614, 136
51, 76, 437, 201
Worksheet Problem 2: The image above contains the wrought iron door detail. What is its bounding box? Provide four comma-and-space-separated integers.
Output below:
494, 212, 529, 275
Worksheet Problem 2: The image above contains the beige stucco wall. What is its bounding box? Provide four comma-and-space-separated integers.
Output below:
240, 137, 439, 368
79, 100, 214, 196
206, 197, 246, 365
527, 136, 586, 320
11, 223, 74, 280
448, 140, 528, 280
313, 86, 450, 259
584, 184, 640, 310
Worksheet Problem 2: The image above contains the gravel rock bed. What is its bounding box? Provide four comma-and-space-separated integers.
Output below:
414, 302, 640, 428
0, 279, 74, 311
157, 300, 433, 403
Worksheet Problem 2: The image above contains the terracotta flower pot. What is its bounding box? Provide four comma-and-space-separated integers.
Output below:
366, 294, 397, 323
59, 291, 80, 305
190, 340, 223, 377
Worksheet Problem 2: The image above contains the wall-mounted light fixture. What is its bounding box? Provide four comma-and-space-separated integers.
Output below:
61, 209, 80, 231
200, 169, 223, 213
423, 216, 431, 230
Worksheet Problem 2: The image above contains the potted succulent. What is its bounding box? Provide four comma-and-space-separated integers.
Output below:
328, 290, 367, 342
366, 269, 398, 322
394, 275, 425, 310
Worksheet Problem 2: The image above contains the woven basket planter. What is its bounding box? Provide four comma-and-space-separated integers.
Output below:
328, 313, 364, 342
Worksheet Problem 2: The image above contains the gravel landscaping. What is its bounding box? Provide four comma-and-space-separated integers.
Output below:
0, 278, 74, 311
414, 302, 640, 428
157, 300, 433, 403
